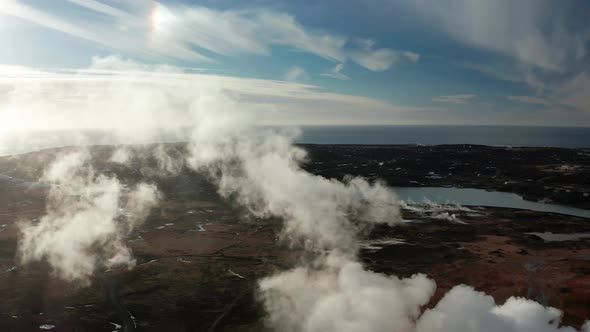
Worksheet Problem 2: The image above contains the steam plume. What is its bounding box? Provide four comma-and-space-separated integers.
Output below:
182, 90, 590, 331
259, 253, 435, 332
18, 151, 160, 284
186, 91, 400, 253
5, 58, 588, 330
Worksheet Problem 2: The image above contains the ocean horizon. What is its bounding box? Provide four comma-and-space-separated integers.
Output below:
297, 125, 590, 148
1, 125, 589, 156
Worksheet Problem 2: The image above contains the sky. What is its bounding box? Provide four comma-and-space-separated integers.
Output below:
1, 0, 590, 128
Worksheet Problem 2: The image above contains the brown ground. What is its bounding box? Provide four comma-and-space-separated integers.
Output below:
0, 144, 589, 331
363, 209, 590, 328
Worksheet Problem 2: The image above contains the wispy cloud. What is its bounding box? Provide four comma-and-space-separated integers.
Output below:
89, 55, 186, 73
1, 56, 587, 131
0, 1, 417, 72
507, 95, 549, 106
432, 94, 477, 105
463, 62, 524, 84
64, 0, 128, 18
556, 71, 590, 112
284, 66, 310, 83
0, 56, 435, 135
463, 62, 555, 94
321, 63, 350, 80
0, 0, 210, 62
399, 0, 590, 72
349, 39, 420, 71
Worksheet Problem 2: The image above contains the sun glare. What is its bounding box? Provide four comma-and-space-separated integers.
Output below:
150, 2, 175, 32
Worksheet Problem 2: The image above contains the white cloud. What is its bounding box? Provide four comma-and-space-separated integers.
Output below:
432, 94, 477, 105
153, 6, 418, 71
404, 51, 421, 63
64, 0, 128, 18
1, 57, 587, 133
556, 72, 590, 112
0, 1, 417, 72
0, 0, 211, 62
349, 39, 420, 71
463, 62, 525, 84
399, 0, 590, 72
321, 63, 350, 80
0, 56, 431, 141
507, 95, 550, 106
88, 55, 184, 73
350, 48, 397, 72
284, 66, 310, 83
462, 62, 555, 94
501, 71, 590, 115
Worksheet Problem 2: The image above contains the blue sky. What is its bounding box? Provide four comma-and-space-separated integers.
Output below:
1, 0, 590, 127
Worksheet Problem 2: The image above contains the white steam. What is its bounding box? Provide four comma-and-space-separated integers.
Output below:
260, 254, 590, 332
109, 144, 186, 176
417, 285, 589, 332
181, 86, 589, 331
5, 58, 588, 330
186, 93, 400, 252
259, 253, 435, 332
18, 151, 160, 283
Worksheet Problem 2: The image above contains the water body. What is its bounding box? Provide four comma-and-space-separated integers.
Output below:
0, 174, 48, 190
394, 187, 590, 219
527, 232, 590, 242
1, 126, 589, 156
298, 126, 590, 148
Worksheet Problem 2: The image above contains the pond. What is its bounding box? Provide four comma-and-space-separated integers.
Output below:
393, 187, 590, 219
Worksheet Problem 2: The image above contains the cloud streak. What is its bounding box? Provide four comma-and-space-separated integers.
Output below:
321, 63, 350, 80
432, 94, 477, 105
507, 95, 550, 106
557, 72, 590, 112
284, 66, 310, 83
0, 0, 209, 62
399, 0, 590, 72
0, 1, 417, 72
0, 56, 427, 143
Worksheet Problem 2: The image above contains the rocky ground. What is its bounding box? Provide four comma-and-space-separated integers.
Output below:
0, 144, 588, 331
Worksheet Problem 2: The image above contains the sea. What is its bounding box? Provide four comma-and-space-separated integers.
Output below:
297, 125, 590, 148
1, 125, 589, 156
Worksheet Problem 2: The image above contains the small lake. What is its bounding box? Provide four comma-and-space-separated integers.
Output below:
394, 187, 590, 219
527, 232, 590, 242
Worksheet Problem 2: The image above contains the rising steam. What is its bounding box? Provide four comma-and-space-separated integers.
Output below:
183, 84, 590, 332
259, 254, 590, 332
18, 151, 160, 284
6, 57, 589, 330
186, 95, 400, 252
